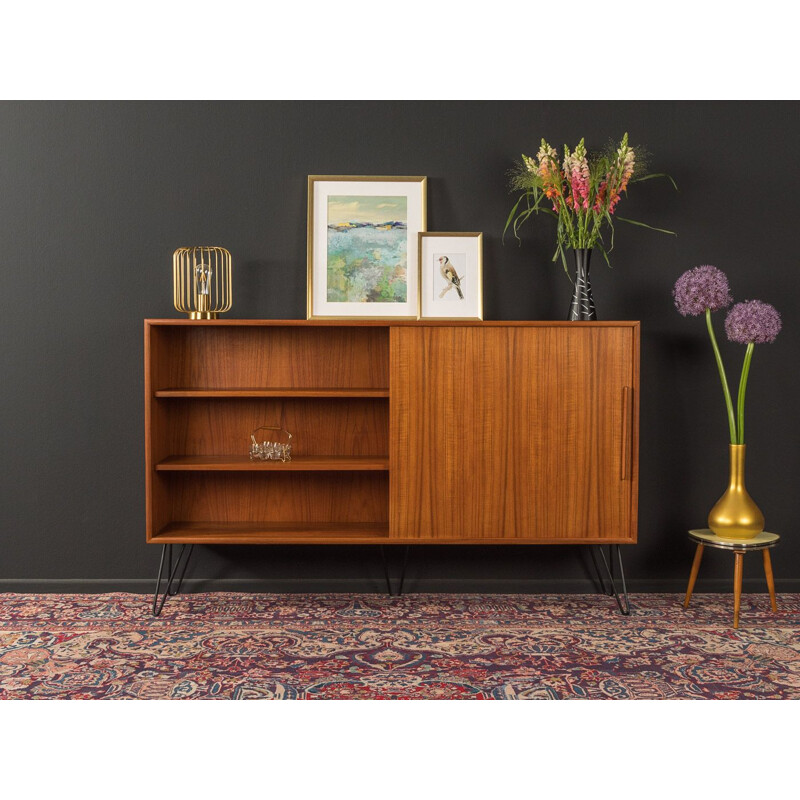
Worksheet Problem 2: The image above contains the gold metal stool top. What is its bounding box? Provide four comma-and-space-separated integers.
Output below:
689, 529, 779, 551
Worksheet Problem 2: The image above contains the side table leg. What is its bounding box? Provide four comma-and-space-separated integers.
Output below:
733, 551, 744, 629
684, 544, 704, 608
763, 549, 778, 613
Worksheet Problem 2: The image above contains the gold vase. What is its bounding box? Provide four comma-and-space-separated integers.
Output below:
707, 444, 764, 539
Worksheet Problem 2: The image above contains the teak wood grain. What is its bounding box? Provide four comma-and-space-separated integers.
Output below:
156, 455, 389, 471
145, 320, 639, 545
163, 472, 389, 524
161, 397, 389, 458
150, 325, 389, 391
154, 388, 389, 398
153, 521, 389, 543
389, 325, 638, 542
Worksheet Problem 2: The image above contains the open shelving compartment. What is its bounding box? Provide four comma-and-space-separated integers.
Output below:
145, 321, 391, 544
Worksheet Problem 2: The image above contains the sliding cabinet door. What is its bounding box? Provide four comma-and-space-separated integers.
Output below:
389, 325, 637, 543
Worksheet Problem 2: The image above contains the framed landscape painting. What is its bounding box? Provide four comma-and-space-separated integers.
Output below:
307, 175, 426, 319
418, 232, 483, 320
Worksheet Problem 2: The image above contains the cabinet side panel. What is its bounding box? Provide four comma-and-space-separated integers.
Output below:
145, 324, 171, 540
629, 323, 640, 542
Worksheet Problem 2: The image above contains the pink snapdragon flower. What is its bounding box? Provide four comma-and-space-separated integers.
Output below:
536, 140, 563, 212
564, 139, 590, 211
618, 144, 635, 192
595, 134, 636, 215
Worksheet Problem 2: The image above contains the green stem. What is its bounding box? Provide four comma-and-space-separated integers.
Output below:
736, 342, 754, 445
705, 308, 737, 444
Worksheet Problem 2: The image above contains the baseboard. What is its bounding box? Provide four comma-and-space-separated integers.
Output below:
1, 577, 799, 594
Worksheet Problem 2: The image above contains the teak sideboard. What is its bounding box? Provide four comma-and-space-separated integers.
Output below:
145, 320, 639, 547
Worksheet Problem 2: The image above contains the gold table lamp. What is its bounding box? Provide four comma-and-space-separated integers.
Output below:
173, 246, 232, 319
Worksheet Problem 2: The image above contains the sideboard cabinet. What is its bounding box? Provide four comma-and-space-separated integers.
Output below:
145, 320, 638, 546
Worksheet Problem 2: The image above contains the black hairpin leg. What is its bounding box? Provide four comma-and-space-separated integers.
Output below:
397, 546, 410, 596
380, 546, 392, 595
152, 544, 194, 617
589, 548, 612, 596
379, 546, 410, 596
590, 545, 630, 615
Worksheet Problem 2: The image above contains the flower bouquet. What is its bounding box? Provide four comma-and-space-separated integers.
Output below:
505, 134, 675, 319
673, 265, 782, 538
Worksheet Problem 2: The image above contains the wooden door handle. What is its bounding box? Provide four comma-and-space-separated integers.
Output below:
621, 386, 633, 481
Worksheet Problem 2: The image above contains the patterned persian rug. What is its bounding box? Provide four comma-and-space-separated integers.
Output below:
1, 592, 798, 699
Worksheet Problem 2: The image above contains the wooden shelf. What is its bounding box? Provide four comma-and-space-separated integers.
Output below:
156, 455, 389, 471
153, 521, 389, 544
154, 387, 389, 398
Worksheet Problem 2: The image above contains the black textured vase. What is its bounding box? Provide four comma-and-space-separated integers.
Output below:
567, 248, 597, 321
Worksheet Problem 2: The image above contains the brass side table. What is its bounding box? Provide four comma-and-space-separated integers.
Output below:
684, 529, 779, 628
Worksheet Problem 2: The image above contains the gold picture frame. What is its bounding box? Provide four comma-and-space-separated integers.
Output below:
418, 232, 483, 320
307, 175, 427, 319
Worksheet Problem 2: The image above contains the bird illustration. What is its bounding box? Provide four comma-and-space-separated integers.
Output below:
438, 256, 464, 299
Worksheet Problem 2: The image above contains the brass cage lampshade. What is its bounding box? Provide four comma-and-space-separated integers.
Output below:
173, 246, 232, 319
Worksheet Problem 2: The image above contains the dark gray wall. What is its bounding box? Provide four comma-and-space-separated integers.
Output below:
1, 101, 798, 593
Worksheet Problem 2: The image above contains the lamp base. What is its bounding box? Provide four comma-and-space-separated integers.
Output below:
188, 311, 219, 320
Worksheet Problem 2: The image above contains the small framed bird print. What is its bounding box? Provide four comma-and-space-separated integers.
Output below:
418, 232, 483, 320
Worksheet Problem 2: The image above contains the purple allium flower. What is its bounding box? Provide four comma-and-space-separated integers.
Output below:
673, 265, 733, 316
725, 300, 782, 344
